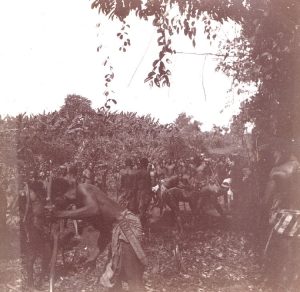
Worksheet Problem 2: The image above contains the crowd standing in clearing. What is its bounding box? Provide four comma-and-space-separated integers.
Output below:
1, 146, 300, 291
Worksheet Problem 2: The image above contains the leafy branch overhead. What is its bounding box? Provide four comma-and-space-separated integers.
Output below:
91, 0, 300, 149
91, 0, 245, 87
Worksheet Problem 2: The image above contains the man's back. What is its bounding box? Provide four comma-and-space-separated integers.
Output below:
135, 168, 151, 192
120, 168, 136, 191
57, 183, 124, 230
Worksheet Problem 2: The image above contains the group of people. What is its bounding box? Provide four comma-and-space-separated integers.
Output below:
116, 155, 233, 231
15, 162, 147, 291
81, 162, 109, 191
4, 141, 300, 291
18, 154, 232, 291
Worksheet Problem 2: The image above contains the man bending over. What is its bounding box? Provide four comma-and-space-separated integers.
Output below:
51, 166, 147, 292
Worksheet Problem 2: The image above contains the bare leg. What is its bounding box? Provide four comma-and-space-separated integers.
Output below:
165, 194, 184, 234
38, 241, 51, 286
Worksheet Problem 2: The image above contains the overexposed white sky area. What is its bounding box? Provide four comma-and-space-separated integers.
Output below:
0, 0, 255, 130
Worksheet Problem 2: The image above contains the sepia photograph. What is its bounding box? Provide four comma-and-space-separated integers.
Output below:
0, 0, 300, 291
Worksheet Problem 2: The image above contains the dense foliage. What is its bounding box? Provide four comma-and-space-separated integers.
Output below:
91, 0, 300, 154
224, 1, 300, 148
1, 95, 242, 187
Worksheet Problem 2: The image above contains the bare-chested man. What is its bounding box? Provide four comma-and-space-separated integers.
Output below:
51, 166, 147, 292
21, 178, 51, 288
165, 159, 176, 177
261, 144, 300, 291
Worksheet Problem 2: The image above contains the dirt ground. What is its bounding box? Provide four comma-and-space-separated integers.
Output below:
0, 212, 271, 292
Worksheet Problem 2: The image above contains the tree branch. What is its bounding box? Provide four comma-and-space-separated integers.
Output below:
176, 51, 248, 58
